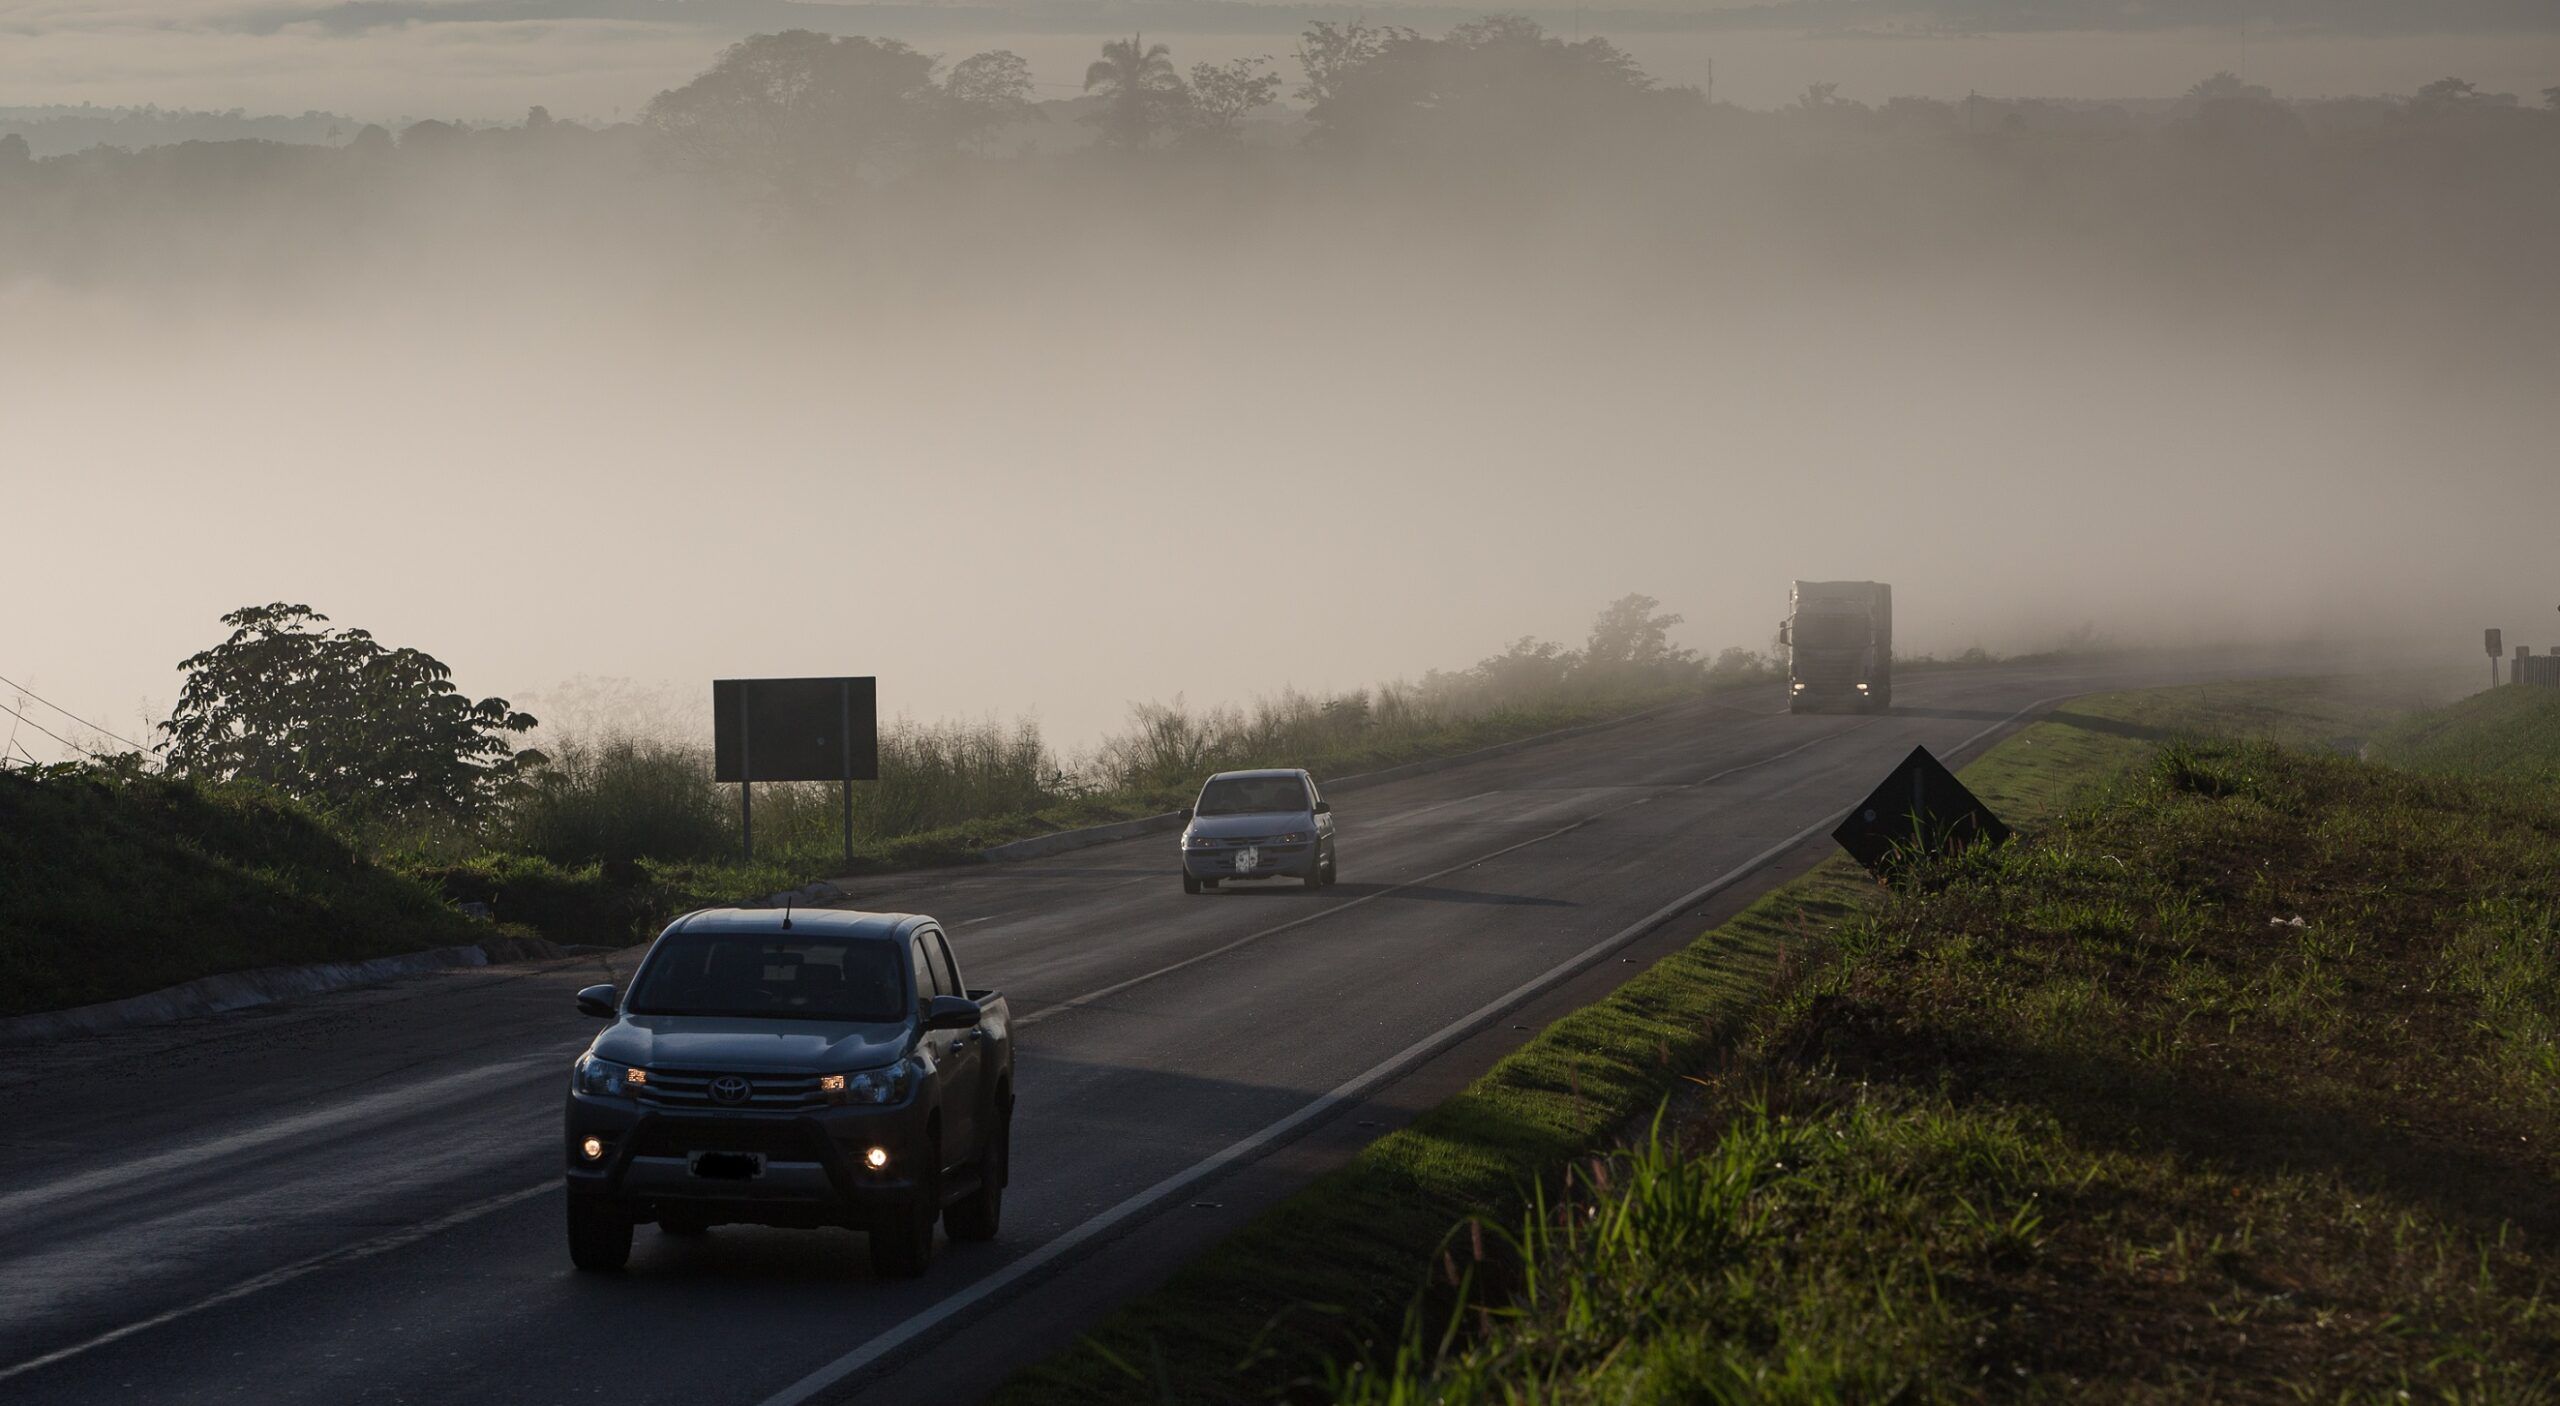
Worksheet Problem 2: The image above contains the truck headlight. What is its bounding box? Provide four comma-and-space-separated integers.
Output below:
1856, 683, 1870, 692
825, 1057, 922, 1107
1790, 682, 1807, 692
572, 1053, 646, 1098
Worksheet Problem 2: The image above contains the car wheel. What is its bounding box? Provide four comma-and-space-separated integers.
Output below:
566, 1194, 633, 1272
1302, 854, 1325, 890
1323, 848, 1339, 885
1182, 871, 1202, 895
869, 1142, 939, 1278
945, 1097, 1007, 1243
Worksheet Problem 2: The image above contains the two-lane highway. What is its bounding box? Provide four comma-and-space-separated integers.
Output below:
0, 655, 2319, 1404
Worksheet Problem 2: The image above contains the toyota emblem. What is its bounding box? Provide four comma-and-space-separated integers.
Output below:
708, 1075, 752, 1105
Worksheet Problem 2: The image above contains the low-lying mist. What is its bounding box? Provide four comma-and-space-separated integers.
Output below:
3, 21, 2555, 755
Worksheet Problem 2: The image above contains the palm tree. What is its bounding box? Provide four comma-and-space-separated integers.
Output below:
1084, 34, 1186, 149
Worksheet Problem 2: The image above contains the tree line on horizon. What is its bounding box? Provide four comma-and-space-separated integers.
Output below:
3, 15, 2554, 200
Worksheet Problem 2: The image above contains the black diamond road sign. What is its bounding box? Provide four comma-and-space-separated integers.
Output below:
1833, 744, 2012, 876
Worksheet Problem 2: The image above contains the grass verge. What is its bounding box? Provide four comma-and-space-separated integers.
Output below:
991, 675, 2446, 1404
0, 768, 514, 1018
2367, 680, 2560, 783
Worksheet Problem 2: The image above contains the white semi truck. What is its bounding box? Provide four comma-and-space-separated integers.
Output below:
1781, 580, 1893, 714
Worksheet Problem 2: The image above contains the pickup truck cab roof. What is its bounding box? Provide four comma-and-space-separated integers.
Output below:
662, 907, 933, 940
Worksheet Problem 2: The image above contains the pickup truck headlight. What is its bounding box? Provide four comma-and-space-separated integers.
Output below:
823, 1056, 923, 1107
572, 1053, 646, 1098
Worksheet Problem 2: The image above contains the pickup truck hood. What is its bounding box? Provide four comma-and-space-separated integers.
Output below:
594, 1015, 910, 1073
1186, 810, 1313, 839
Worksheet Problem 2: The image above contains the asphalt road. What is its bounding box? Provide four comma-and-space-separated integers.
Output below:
0, 656, 2323, 1405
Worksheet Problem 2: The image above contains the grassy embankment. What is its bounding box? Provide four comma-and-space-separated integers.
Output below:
997, 675, 2554, 1402
0, 686, 1700, 1017
0, 769, 538, 1018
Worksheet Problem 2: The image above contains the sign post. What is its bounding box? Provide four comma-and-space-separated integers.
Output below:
2487, 628, 2504, 688
714, 677, 879, 865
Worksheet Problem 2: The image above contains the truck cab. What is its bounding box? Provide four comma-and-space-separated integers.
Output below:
1782, 579, 1893, 714
562, 908, 1013, 1278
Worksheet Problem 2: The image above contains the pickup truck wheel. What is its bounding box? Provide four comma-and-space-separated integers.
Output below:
566, 1195, 633, 1272
869, 1152, 939, 1278
1182, 871, 1202, 895
945, 1104, 1007, 1242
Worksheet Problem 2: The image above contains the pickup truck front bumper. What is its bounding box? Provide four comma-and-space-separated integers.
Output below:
564, 1093, 931, 1229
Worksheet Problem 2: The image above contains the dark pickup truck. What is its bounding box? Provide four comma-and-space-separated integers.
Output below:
563, 908, 1014, 1277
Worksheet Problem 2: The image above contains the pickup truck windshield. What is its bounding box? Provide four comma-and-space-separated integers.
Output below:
1197, 776, 1311, 816
1794, 615, 1870, 650
628, 936, 908, 1022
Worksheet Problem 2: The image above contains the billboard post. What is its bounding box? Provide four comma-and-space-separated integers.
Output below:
715, 677, 879, 865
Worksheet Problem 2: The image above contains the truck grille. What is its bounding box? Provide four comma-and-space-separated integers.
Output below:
630, 1117, 827, 1160
638, 1069, 828, 1112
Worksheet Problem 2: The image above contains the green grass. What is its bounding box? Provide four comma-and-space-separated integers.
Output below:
991, 675, 2463, 1404
1326, 737, 2560, 1401
0, 767, 513, 1017
2368, 682, 2560, 783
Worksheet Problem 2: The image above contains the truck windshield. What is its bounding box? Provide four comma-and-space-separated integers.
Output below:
1196, 775, 1312, 815
628, 937, 908, 1022
1794, 615, 1870, 650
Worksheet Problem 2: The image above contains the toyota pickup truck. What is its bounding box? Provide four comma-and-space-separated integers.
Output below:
562, 908, 1013, 1278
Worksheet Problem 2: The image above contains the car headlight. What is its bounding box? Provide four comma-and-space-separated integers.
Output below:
1277, 832, 1305, 844
572, 1052, 647, 1098
824, 1056, 924, 1107
1185, 832, 1218, 849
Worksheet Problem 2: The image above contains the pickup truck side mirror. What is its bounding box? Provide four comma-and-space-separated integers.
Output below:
1178, 806, 1194, 823
922, 994, 983, 1032
575, 984, 618, 1019
1313, 800, 1331, 814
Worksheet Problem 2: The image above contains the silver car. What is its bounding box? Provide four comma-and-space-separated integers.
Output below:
1178, 768, 1337, 894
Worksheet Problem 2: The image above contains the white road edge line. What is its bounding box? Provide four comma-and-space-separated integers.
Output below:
753, 694, 2070, 1406
0, 1182, 556, 1386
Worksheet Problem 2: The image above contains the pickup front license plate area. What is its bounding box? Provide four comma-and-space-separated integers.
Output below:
687, 1151, 766, 1181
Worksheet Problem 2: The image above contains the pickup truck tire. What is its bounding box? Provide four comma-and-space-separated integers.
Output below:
945, 1100, 1008, 1242
1182, 871, 1202, 895
869, 1148, 939, 1278
566, 1194, 633, 1272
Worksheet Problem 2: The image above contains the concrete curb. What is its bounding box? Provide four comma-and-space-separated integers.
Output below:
976, 702, 1680, 866
0, 943, 508, 1046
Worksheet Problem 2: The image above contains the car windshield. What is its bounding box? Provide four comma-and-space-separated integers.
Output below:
1196, 775, 1311, 816
1794, 614, 1869, 650
628, 936, 907, 1022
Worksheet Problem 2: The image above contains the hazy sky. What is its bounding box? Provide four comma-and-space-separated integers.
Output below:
3, 4, 2556, 764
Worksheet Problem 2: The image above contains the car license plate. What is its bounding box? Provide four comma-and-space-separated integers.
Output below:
1233, 845, 1260, 872
688, 1151, 765, 1180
